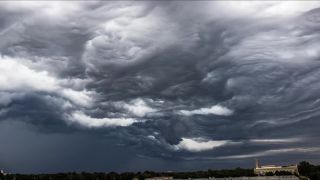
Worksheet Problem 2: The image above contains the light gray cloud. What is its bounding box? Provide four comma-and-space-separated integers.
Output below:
67, 111, 139, 128
217, 147, 320, 160
172, 137, 230, 152
179, 105, 233, 116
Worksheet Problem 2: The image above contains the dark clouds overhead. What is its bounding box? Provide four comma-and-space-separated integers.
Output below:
1, 1, 320, 173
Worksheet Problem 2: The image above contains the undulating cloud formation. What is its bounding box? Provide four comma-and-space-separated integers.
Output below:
1, 1, 320, 173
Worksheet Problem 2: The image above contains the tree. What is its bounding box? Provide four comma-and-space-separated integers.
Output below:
299, 161, 314, 175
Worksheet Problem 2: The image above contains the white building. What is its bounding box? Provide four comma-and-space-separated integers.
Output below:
254, 159, 299, 176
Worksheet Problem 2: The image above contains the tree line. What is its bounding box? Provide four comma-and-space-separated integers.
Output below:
1, 161, 319, 180
298, 161, 320, 180
0, 168, 255, 180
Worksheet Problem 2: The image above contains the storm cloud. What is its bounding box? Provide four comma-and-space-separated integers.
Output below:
1, 1, 320, 173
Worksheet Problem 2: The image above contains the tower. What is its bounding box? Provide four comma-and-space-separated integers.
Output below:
255, 158, 259, 168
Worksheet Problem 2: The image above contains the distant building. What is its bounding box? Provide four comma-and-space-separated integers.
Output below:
254, 159, 299, 176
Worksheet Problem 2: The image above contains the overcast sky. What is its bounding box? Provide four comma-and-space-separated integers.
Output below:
1, 1, 320, 173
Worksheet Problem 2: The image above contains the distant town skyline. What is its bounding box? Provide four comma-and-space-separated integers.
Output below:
1, 1, 320, 173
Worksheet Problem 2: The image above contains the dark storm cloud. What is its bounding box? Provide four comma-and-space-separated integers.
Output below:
1, 1, 320, 173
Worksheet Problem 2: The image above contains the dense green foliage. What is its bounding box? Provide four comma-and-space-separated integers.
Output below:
298, 161, 320, 180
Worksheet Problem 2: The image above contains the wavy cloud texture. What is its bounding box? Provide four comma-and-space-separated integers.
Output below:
0, 1, 320, 173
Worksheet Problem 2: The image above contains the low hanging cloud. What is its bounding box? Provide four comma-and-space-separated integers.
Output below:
179, 105, 233, 116
249, 138, 303, 144
0, 56, 94, 107
217, 147, 320, 160
0, 57, 59, 92
68, 111, 138, 128
173, 138, 230, 152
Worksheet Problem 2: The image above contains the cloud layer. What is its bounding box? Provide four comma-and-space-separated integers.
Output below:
1, 1, 320, 173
